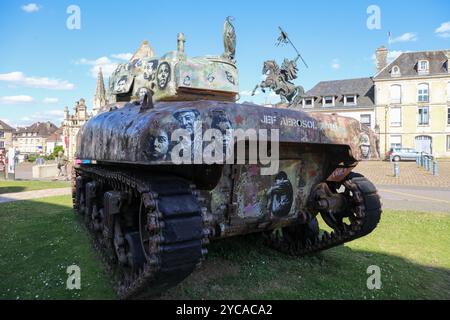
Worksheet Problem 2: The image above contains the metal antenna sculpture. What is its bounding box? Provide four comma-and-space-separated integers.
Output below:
276, 27, 308, 68
252, 27, 306, 104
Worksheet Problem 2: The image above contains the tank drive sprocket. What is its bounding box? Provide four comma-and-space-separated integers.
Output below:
264, 172, 382, 256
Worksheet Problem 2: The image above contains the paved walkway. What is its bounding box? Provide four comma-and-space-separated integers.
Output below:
378, 185, 450, 214
0, 187, 72, 204
353, 161, 450, 188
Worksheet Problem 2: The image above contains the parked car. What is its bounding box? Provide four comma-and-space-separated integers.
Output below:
386, 147, 433, 162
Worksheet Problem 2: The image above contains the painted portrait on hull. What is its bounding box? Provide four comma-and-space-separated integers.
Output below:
156, 62, 171, 89
149, 129, 170, 160
266, 171, 293, 217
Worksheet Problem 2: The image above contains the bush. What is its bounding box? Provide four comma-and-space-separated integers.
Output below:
52, 146, 65, 158
27, 154, 37, 163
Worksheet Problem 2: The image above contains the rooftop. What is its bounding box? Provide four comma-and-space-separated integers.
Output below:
302, 77, 375, 107
375, 49, 450, 79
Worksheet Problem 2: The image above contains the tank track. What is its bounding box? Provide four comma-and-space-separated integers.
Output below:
264, 173, 382, 256
72, 165, 211, 299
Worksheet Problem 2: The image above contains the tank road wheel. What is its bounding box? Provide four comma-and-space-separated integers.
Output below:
73, 166, 211, 299
264, 172, 381, 256
280, 217, 320, 250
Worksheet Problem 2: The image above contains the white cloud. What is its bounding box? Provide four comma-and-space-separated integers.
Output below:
0, 72, 74, 90
21, 3, 40, 13
76, 57, 118, 78
240, 90, 258, 96
371, 50, 406, 65
43, 97, 59, 104
435, 21, 450, 38
331, 59, 340, 70
18, 109, 64, 126
269, 91, 278, 98
0, 95, 34, 104
387, 50, 404, 62
389, 32, 417, 44
111, 53, 133, 61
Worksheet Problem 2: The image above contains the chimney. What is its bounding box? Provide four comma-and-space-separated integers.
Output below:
375, 46, 388, 73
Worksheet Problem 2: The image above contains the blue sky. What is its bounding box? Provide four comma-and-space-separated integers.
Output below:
0, 0, 449, 127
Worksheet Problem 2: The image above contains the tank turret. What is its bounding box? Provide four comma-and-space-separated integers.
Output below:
107, 21, 239, 106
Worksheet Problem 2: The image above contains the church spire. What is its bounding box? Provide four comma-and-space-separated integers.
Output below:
93, 67, 107, 115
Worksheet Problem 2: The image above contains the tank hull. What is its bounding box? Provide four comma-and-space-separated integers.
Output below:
76, 100, 379, 165
73, 100, 382, 298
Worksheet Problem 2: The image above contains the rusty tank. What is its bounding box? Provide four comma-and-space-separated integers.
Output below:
72, 19, 382, 298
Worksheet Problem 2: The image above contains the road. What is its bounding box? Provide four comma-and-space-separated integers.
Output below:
376, 184, 450, 214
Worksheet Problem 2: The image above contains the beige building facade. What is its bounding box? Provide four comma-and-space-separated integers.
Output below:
0, 120, 15, 151
374, 48, 450, 158
14, 121, 58, 155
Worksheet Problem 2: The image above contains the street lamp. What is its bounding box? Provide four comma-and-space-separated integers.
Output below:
384, 105, 389, 158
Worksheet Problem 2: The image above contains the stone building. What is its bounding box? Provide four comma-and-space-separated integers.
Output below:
14, 121, 58, 154
374, 48, 450, 158
298, 78, 376, 129
0, 119, 15, 150
62, 98, 90, 161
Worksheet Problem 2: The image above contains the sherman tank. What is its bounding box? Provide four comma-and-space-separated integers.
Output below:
73, 18, 382, 299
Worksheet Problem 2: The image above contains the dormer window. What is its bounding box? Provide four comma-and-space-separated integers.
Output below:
322, 96, 334, 107
302, 98, 314, 108
391, 65, 401, 77
344, 95, 357, 105
418, 60, 429, 74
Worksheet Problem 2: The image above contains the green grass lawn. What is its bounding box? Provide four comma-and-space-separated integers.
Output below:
0, 195, 449, 300
0, 180, 70, 194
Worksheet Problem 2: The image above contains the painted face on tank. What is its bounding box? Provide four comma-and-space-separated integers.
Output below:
137, 87, 149, 101
359, 133, 371, 159
174, 110, 199, 135
211, 112, 233, 146
266, 171, 293, 217
143, 60, 157, 80
150, 130, 169, 160
116, 76, 128, 93
157, 62, 171, 89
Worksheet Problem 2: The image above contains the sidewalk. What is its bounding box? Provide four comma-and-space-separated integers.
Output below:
0, 187, 72, 204
353, 161, 450, 188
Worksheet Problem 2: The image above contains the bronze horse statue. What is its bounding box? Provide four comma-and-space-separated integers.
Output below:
252, 59, 304, 104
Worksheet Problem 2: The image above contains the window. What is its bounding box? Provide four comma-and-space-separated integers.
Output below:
344, 95, 357, 105
391, 66, 401, 77
0, 141, 4, 148
390, 135, 402, 149
390, 107, 402, 126
390, 85, 401, 104
418, 106, 429, 125
360, 114, 371, 127
418, 60, 429, 72
323, 96, 334, 107
447, 136, 450, 151
447, 107, 450, 125
303, 98, 313, 108
417, 83, 429, 102
0, 131, 4, 138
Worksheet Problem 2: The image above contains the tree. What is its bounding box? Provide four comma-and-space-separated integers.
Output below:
52, 145, 65, 158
